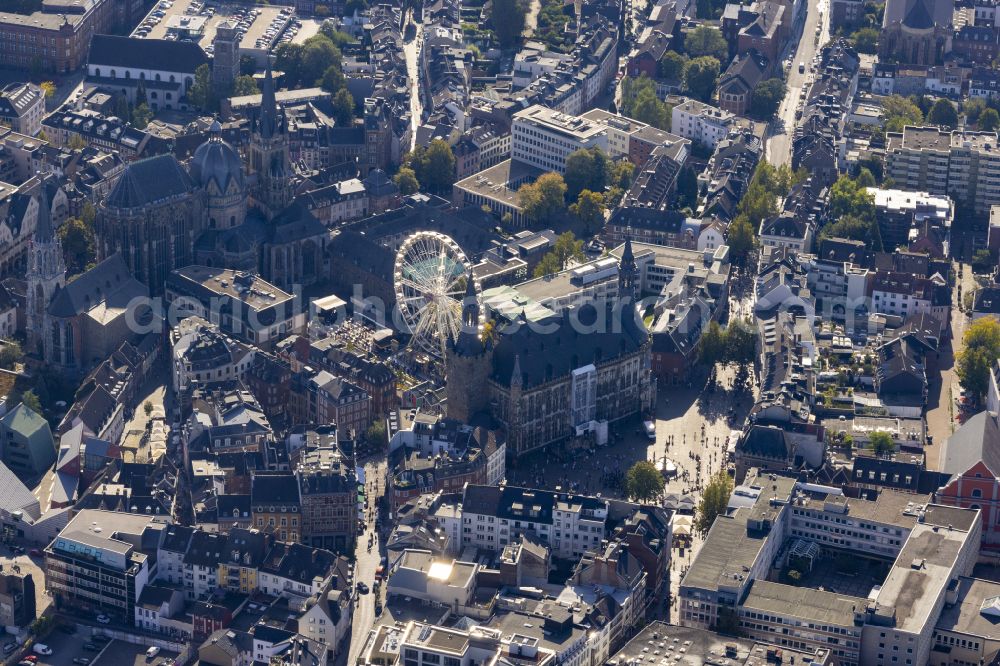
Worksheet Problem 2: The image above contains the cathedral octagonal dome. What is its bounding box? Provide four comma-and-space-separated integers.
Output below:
191, 126, 245, 192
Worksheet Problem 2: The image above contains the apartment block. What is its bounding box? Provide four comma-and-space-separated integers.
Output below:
670, 99, 737, 149
885, 127, 1000, 215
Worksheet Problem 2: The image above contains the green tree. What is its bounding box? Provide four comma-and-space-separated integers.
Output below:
685, 25, 728, 61
850, 27, 879, 53
883, 95, 924, 132
625, 461, 665, 502
367, 420, 388, 447
622, 76, 670, 129
0, 340, 22, 370
956, 318, 1000, 401
300, 35, 343, 86
57, 217, 95, 276
20, 390, 42, 415
980, 107, 1000, 131
394, 167, 420, 195
520, 173, 567, 225
143, 401, 154, 417
569, 189, 605, 233
131, 103, 153, 130
114, 94, 130, 122
724, 318, 756, 368
491, 0, 527, 48
609, 160, 636, 190
320, 63, 346, 93
869, 430, 895, 455
564, 147, 608, 200
232, 74, 259, 96
727, 214, 757, 258
696, 469, 734, 532
676, 165, 699, 208
187, 63, 215, 111
533, 230, 583, 276
855, 167, 877, 188
405, 140, 457, 193
684, 56, 721, 102
699, 320, 725, 367
81, 201, 96, 226
332, 88, 354, 125
750, 78, 786, 118
658, 50, 688, 80
67, 134, 87, 151
927, 98, 959, 128
39, 80, 56, 99
972, 248, 996, 274
828, 173, 876, 221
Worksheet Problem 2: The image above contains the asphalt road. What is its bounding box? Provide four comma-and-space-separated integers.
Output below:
765, 0, 831, 165
346, 460, 388, 665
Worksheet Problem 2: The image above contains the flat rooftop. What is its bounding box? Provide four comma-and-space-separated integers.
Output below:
934, 576, 1000, 642
876, 516, 978, 635
453, 159, 544, 208
741, 579, 865, 628
171, 266, 293, 311
513, 105, 608, 141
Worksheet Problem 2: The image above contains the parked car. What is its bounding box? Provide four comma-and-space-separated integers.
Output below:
3, 643, 17, 655
93, 635, 110, 643
21, 657, 37, 663
146, 646, 161, 660
32, 644, 52, 656
73, 659, 91, 665
356, 582, 369, 594
83, 643, 101, 652
28, 549, 41, 557
96, 614, 111, 624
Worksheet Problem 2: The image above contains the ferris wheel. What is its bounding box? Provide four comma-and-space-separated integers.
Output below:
394, 231, 472, 359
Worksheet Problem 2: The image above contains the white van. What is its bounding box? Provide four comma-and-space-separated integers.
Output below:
146, 646, 161, 660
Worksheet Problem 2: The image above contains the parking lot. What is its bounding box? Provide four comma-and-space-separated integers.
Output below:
132, 0, 318, 56
0, 549, 52, 620
91, 640, 178, 666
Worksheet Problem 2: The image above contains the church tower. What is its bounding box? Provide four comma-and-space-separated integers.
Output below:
618, 236, 638, 299
212, 22, 241, 98
26, 191, 65, 359
248, 59, 293, 220
445, 272, 493, 423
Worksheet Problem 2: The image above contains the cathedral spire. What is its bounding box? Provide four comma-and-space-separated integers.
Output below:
35, 190, 54, 244
511, 354, 522, 388
260, 58, 278, 140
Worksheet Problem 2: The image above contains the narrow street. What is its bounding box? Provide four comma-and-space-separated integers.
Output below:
765, 0, 830, 165
402, 12, 424, 152
346, 459, 387, 665
924, 261, 977, 469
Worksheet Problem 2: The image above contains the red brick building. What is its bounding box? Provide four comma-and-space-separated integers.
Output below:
934, 410, 1000, 555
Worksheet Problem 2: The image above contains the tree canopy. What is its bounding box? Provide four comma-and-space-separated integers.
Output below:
491, 0, 527, 48
980, 108, 1000, 132
569, 190, 606, 234
533, 230, 584, 277
520, 173, 568, 226
696, 469, 734, 532
927, 98, 958, 128
564, 147, 609, 200
684, 26, 728, 61
404, 140, 456, 193
956, 317, 1000, 402
621, 76, 670, 130
394, 167, 420, 195
883, 95, 924, 133
625, 461, 665, 502
658, 50, 688, 81
750, 78, 786, 118
820, 174, 883, 250
684, 56, 721, 103
869, 431, 895, 456
850, 27, 879, 53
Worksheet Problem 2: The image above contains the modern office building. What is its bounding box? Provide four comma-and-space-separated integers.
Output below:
511, 105, 609, 173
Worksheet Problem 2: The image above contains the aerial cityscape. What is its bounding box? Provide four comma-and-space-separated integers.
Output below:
0, 0, 997, 663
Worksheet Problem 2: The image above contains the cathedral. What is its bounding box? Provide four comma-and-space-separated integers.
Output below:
445, 239, 656, 458
879, 0, 954, 65
94, 60, 328, 295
